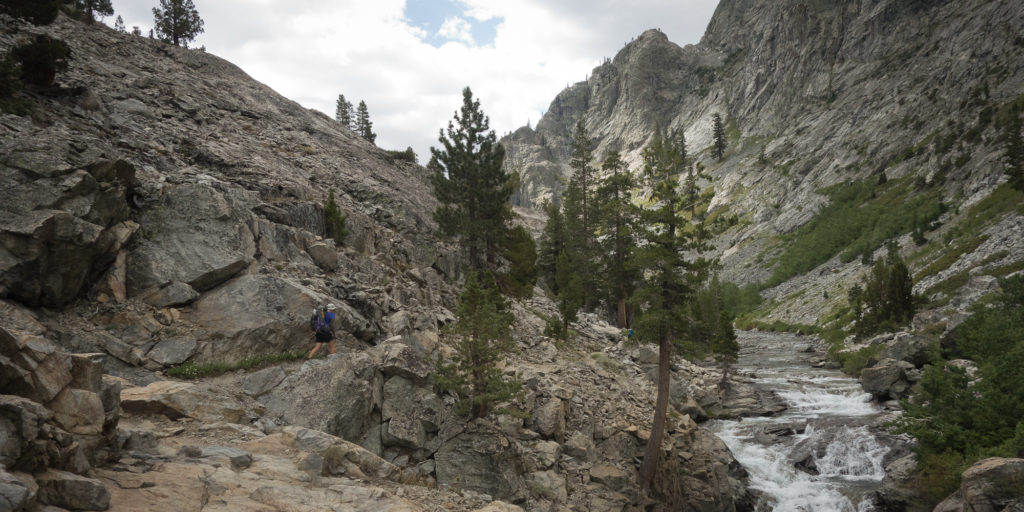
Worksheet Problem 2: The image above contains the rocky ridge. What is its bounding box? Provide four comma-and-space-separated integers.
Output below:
501, 0, 1024, 325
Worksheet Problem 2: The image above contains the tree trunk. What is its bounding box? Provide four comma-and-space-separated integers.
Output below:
616, 296, 627, 328
638, 329, 672, 490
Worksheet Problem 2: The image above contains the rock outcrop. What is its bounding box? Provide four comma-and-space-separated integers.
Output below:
933, 458, 1024, 512
0, 319, 120, 511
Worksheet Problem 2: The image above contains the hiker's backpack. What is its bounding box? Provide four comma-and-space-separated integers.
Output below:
310, 313, 321, 332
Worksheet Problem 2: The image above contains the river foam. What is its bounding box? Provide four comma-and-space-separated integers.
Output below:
709, 331, 887, 511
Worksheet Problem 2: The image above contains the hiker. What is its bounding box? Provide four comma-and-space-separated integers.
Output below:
308, 303, 336, 359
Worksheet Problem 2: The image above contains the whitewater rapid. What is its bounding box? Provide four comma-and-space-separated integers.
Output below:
709, 331, 888, 511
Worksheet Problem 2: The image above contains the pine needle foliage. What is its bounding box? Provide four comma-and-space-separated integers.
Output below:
632, 126, 720, 489
323, 188, 348, 244
562, 119, 600, 310
152, 0, 205, 47
429, 87, 514, 270
435, 273, 521, 419
596, 150, 639, 328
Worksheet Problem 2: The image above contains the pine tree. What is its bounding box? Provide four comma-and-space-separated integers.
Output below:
551, 249, 583, 340
537, 201, 565, 290
323, 189, 348, 243
114, 15, 126, 32
856, 241, 914, 336
712, 113, 726, 161
429, 87, 514, 270
632, 127, 715, 489
355, 100, 376, 144
538, 201, 582, 339
596, 150, 638, 328
76, 0, 113, 24
335, 94, 352, 127
1004, 114, 1024, 191
131, 25, 142, 36
498, 225, 537, 299
435, 273, 520, 419
152, 0, 204, 47
562, 119, 599, 310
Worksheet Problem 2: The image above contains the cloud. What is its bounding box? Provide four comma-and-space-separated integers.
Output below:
106, 0, 720, 163
437, 16, 474, 45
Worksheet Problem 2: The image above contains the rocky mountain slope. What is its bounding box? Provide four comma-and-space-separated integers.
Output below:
0, 12, 772, 512
502, 0, 1024, 325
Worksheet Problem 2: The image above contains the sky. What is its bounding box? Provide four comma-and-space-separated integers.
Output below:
106, 0, 721, 163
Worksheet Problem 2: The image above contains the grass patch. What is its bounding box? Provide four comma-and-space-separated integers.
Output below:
167, 350, 306, 379
764, 176, 945, 288
833, 343, 884, 376
948, 183, 1024, 240
914, 236, 987, 282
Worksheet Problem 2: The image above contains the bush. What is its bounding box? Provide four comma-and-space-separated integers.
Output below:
0, 55, 31, 115
765, 177, 944, 288
384, 147, 417, 163
166, 350, 305, 379
12, 35, 70, 88
891, 274, 1024, 509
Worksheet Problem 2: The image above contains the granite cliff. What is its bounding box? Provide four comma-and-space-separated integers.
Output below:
503, 0, 1024, 324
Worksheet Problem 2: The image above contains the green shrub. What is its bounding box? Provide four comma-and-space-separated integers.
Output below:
835, 343, 883, 376
892, 274, 1024, 509
765, 177, 944, 288
12, 35, 70, 88
0, 55, 31, 115
384, 147, 417, 163
166, 350, 305, 379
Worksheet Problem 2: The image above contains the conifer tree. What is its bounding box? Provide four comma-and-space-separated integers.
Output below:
114, 15, 126, 32
131, 25, 142, 36
323, 188, 348, 243
435, 273, 520, 419
856, 241, 914, 336
335, 94, 352, 127
152, 0, 204, 47
562, 119, 599, 310
355, 100, 376, 144
537, 201, 565, 290
596, 150, 638, 328
1004, 114, 1024, 191
429, 87, 514, 270
76, 0, 113, 24
712, 113, 726, 161
499, 225, 538, 298
632, 127, 715, 489
538, 201, 582, 339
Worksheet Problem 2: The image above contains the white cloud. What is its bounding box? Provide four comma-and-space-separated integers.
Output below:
437, 16, 474, 45
106, 1, 720, 162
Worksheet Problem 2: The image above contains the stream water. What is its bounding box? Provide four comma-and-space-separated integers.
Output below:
709, 331, 888, 511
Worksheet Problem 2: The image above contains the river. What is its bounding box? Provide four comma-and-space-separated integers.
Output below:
709, 331, 889, 511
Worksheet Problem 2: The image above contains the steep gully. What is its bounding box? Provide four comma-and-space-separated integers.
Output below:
710, 331, 888, 511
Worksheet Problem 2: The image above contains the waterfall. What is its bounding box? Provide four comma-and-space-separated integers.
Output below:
709, 332, 889, 511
